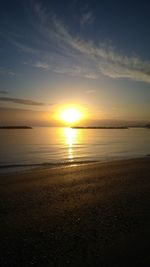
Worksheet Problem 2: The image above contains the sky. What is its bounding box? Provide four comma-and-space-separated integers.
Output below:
0, 0, 150, 126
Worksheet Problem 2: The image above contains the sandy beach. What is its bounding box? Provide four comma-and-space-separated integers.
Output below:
1, 158, 150, 266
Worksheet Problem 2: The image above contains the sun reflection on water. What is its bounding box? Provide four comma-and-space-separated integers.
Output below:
63, 128, 78, 161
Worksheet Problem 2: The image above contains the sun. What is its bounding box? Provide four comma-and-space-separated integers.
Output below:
51, 104, 87, 125
60, 108, 81, 124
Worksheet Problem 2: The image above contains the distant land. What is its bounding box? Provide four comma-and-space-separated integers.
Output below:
0, 124, 149, 130
71, 126, 129, 129
72, 125, 150, 129
129, 124, 150, 128
0, 126, 32, 129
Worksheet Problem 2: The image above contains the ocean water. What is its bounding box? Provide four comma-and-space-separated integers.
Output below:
0, 127, 150, 173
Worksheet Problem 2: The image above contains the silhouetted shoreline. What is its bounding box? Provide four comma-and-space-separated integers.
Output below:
0, 126, 32, 129
72, 125, 150, 129
71, 126, 129, 129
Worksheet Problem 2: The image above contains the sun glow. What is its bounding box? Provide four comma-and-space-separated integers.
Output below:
60, 108, 82, 124
51, 103, 87, 125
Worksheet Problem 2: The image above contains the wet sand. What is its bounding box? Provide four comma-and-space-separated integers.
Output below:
0, 158, 150, 266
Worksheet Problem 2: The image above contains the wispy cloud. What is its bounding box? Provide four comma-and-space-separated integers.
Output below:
99, 62, 150, 83
0, 90, 8, 94
6, 36, 42, 55
52, 18, 150, 83
33, 62, 49, 69
24, 61, 49, 70
0, 67, 21, 77
80, 12, 94, 27
0, 97, 45, 106
33, 1, 47, 23
53, 65, 98, 79
84, 74, 98, 80
4, 1, 150, 84
85, 89, 96, 94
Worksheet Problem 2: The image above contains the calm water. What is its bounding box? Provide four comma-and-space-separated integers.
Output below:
0, 127, 150, 172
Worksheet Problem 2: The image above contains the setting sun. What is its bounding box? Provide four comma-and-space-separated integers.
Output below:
60, 108, 81, 124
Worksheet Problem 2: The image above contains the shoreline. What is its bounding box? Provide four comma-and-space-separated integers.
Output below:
1, 157, 150, 266
1, 155, 150, 175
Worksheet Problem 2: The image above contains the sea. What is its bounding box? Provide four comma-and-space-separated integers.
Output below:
0, 127, 150, 173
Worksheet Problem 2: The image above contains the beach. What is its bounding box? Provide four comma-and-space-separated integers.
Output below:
1, 158, 150, 266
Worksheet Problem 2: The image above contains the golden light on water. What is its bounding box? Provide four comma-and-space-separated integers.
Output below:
64, 128, 77, 146
63, 128, 78, 161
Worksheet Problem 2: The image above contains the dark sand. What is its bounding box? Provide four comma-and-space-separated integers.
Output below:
0, 158, 150, 266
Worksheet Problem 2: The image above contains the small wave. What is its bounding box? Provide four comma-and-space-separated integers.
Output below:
0, 160, 98, 173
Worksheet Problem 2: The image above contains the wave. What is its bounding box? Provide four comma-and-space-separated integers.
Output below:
0, 160, 98, 172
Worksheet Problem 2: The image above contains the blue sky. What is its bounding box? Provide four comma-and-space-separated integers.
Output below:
0, 0, 150, 125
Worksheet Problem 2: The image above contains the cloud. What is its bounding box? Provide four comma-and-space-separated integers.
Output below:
0, 90, 8, 94
0, 97, 45, 106
0, 67, 21, 76
53, 65, 98, 79
33, 62, 49, 69
24, 61, 49, 70
99, 62, 150, 83
84, 74, 98, 80
33, 1, 48, 23
80, 12, 94, 27
46, 16, 150, 84
6, 37, 41, 55
4, 1, 150, 84
0, 107, 52, 127
85, 89, 96, 94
